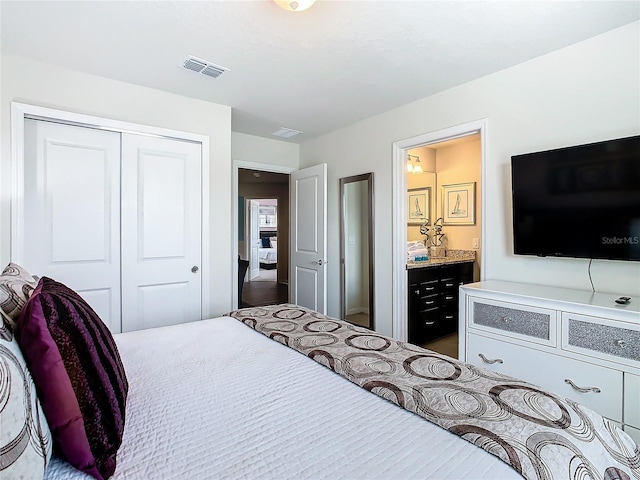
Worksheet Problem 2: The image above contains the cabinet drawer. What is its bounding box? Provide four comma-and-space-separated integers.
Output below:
562, 313, 640, 368
468, 297, 557, 346
440, 277, 458, 291
467, 333, 623, 422
414, 280, 438, 296
624, 373, 640, 429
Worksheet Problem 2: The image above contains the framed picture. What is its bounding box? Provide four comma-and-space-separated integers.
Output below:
442, 182, 475, 225
407, 187, 430, 225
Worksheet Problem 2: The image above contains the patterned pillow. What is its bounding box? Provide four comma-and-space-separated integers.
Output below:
0, 263, 38, 330
0, 318, 52, 477
16, 277, 128, 480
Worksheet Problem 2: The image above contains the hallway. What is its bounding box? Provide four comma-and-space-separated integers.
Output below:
240, 269, 288, 308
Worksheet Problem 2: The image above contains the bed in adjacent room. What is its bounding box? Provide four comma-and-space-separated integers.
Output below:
258, 232, 278, 270
2, 266, 638, 480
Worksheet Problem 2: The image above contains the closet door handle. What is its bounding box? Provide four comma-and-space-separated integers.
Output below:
478, 353, 503, 364
191, 266, 199, 273
564, 378, 601, 394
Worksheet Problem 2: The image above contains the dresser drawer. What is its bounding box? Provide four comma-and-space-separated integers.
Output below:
467, 333, 623, 422
624, 373, 640, 429
623, 426, 640, 446
562, 312, 640, 368
468, 297, 557, 346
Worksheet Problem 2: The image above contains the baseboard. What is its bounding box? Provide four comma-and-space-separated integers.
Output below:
346, 307, 369, 315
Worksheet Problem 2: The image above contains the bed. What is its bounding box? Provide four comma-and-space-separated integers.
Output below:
259, 232, 277, 270
40, 305, 638, 480
1, 264, 637, 480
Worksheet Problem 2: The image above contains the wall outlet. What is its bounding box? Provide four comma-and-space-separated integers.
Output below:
472, 238, 480, 249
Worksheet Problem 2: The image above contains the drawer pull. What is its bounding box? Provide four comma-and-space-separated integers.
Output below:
425, 286, 435, 291
445, 283, 454, 288
445, 296, 454, 301
478, 353, 503, 364
564, 378, 601, 394
424, 300, 435, 306
613, 339, 626, 348
501, 316, 511, 323
444, 315, 454, 320
414, 289, 420, 295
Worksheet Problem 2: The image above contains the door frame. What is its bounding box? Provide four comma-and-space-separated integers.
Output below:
232, 160, 295, 309
391, 119, 488, 341
10, 102, 212, 320
248, 199, 261, 280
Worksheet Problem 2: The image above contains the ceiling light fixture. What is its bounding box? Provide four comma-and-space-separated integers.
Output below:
406, 154, 424, 174
273, 0, 316, 12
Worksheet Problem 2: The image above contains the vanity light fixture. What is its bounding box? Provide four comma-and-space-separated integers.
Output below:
406, 154, 424, 174
273, 0, 316, 11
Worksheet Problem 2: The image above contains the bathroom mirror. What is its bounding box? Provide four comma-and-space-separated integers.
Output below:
340, 173, 374, 329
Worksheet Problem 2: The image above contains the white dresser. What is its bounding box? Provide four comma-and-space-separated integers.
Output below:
459, 280, 640, 444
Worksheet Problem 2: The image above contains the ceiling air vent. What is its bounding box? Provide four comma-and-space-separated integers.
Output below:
182, 56, 229, 79
272, 127, 303, 138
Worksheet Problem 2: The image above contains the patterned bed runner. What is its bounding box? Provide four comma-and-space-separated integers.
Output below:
228, 304, 639, 480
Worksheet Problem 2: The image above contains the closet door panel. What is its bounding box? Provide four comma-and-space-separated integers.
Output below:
121, 134, 202, 332
23, 119, 122, 332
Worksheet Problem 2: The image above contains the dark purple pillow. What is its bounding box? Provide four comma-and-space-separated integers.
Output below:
16, 277, 128, 480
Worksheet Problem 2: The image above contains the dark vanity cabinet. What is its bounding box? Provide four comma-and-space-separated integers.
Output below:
408, 261, 474, 345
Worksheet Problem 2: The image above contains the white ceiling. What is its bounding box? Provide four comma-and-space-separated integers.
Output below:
1, 1, 638, 143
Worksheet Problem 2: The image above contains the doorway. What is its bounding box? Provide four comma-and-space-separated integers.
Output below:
391, 119, 488, 347
237, 168, 289, 307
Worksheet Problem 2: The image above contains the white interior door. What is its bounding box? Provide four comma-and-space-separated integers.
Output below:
121, 134, 202, 332
249, 200, 260, 280
22, 119, 122, 332
290, 164, 327, 313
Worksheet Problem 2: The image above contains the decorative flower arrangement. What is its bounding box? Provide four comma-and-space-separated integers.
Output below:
420, 218, 446, 257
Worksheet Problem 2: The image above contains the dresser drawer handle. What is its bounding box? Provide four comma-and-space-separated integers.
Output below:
564, 378, 601, 394
613, 339, 626, 348
444, 283, 454, 288
425, 286, 435, 292
444, 315, 454, 320
478, 353, 503, 364
501, 316, 511, 323
424, 300, 435, 306
444, 296, 454, 301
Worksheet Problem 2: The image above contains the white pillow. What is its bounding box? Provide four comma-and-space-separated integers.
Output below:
0, 319, 52, 477
0, 263, 38, 330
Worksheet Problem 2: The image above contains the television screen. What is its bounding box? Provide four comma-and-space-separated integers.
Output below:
511, 135, 640, 261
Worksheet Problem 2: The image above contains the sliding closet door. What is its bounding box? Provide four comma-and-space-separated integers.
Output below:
22, 119, 122, 332
120, 134, 202, 332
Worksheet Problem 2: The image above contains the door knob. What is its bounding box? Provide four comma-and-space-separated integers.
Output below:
191, 266, 199, 273
312, 259, 327, 266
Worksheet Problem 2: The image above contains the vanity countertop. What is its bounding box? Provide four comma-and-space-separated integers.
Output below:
406, 250, 476, 270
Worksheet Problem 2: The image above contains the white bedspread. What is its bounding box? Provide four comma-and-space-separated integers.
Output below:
258, 247, 277, 264
44, 317, 519, 480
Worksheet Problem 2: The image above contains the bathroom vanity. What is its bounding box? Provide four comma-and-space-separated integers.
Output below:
407, 250, 475, 345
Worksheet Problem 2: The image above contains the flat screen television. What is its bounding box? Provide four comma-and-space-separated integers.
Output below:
511, 135, 640, 261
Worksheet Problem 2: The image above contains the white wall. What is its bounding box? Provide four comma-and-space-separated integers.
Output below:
232, 132, 299, 169
300, 22, 640, 337
0, 54, 233, 318
435, 139, 482, 255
